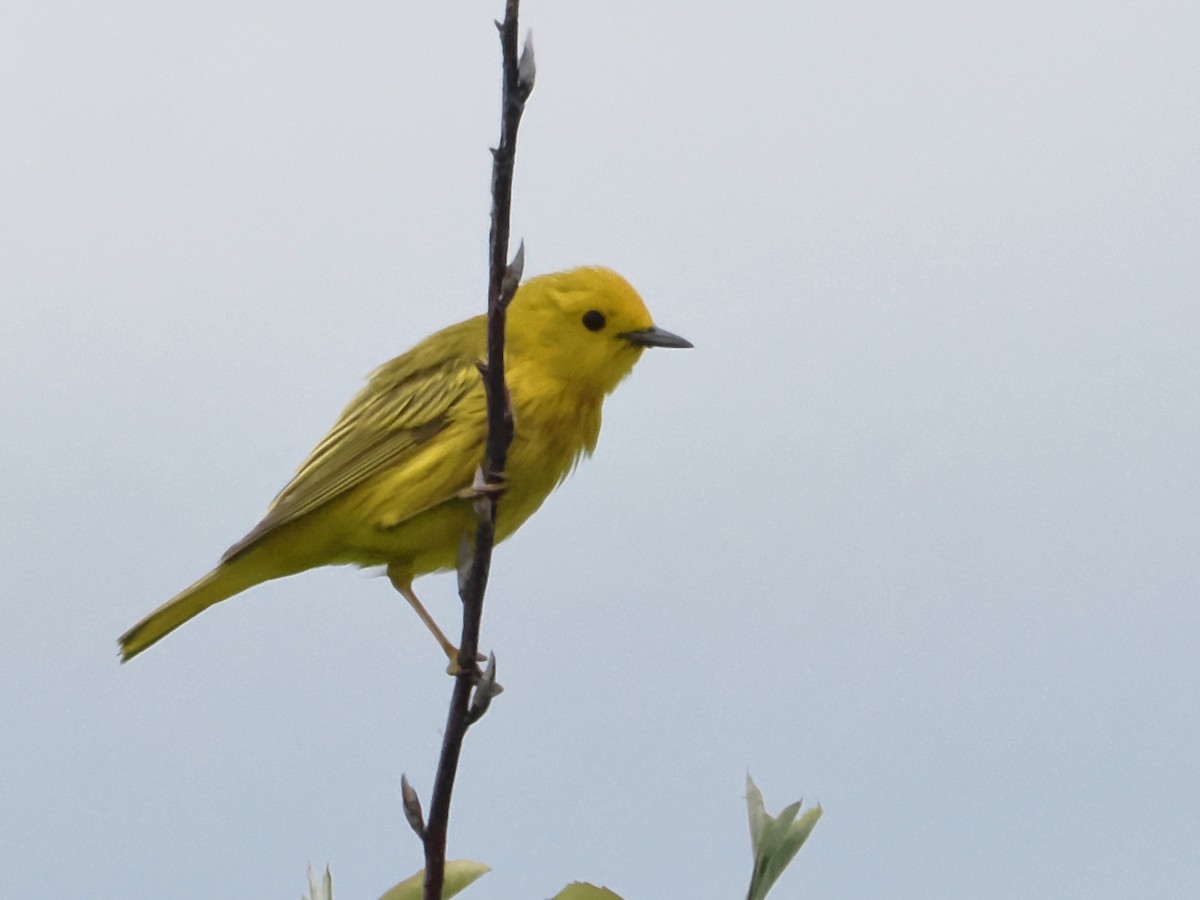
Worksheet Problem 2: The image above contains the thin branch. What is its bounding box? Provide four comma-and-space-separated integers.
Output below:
419, 3, 534, 898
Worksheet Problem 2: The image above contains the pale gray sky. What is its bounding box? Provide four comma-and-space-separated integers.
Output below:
3, 1, 1198, 897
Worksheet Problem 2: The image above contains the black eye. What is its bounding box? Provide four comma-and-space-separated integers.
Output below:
582, 310, 606, 332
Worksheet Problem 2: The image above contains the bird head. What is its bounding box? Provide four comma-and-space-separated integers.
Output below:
507, 267, 692, 396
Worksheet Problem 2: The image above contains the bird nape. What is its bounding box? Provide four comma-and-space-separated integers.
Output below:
119, 266, 691, 664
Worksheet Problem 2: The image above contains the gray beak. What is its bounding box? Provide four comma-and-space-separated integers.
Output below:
619, 325, 694, 349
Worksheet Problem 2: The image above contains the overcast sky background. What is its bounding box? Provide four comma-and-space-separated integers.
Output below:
3, 1, 1198, 898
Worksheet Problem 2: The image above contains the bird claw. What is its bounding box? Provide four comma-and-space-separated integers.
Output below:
445, 650, 489, 677
456, 468, 507, 501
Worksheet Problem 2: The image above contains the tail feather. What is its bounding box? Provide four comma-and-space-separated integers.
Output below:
119, 560, 268, 662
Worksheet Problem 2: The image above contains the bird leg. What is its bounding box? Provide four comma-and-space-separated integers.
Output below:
387, 567, 481, 675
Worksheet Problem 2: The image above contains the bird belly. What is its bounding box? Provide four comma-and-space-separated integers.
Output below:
320, 388, 599, 580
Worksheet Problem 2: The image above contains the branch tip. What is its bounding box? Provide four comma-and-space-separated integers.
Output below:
500, 241, 525, 303
517, 31, 536, 92
401, 774, 426, 840
467, 653, 503, 723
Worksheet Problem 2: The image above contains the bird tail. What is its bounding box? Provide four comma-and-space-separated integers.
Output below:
118, 558, 269, 662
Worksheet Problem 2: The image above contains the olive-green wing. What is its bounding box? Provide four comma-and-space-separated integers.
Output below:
222, 319, 485, 562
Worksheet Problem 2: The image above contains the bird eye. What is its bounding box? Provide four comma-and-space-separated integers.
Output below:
582, 310, 606, 332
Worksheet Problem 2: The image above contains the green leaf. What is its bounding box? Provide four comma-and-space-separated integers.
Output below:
746, 775, 768, 859
550, 883, 624, 900
303, 863, 333, 900
376, 860, 491, 900
745, 774, 822, 900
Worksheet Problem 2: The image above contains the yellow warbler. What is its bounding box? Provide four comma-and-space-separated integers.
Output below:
119, 267, 691, 662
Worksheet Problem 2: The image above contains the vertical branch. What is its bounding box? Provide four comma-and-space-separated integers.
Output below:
419, 3, 535, 899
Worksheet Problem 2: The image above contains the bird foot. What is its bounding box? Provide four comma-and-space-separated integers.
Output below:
456, 467, 506, 501
445, 649, 488, 677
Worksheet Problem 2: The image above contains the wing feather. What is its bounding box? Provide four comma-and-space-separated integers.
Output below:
223, 317, 485, 562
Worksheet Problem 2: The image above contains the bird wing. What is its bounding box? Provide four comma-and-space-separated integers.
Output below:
222, 318, 485, 562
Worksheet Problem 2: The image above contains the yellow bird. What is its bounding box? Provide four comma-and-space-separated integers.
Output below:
119, 267, 691, 663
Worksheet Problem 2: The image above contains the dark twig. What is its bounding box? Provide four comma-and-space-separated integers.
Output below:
419, 3, 534, 898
